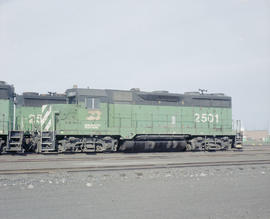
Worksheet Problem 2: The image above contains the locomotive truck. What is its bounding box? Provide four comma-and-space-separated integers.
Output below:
0, 81, 242, 154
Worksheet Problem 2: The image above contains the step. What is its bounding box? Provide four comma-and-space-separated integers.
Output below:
6, 147, 22, 152
40, 148, 55, 152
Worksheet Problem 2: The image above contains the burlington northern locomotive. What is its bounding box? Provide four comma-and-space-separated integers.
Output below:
0, 81, 242, 154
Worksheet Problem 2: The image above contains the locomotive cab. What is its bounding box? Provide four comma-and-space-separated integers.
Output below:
0, 81, 16, 153
66, 87, 106, 109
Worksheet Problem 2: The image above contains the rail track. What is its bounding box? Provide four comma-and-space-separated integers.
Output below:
0, 159, 270, 175
0, 150, 270, 163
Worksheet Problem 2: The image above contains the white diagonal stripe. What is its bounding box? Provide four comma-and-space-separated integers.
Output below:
44, 119, 52, 131
41, 106, 52, 127
42, 105, 48, 113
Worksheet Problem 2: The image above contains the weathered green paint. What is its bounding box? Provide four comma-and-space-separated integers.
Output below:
16, 106, 42, 132
48, 102, 234, 139
0, 99, 13, 135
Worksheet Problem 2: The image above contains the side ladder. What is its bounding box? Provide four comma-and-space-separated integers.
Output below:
38, 131, 56, 152
6, 131, 24, 153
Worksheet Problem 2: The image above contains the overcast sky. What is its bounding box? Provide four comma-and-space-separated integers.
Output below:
0, 0, 269, 131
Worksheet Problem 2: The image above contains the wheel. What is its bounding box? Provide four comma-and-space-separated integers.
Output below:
185, 144, 192, 151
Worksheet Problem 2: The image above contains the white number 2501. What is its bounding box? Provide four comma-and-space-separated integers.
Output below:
194, 113, 219, 123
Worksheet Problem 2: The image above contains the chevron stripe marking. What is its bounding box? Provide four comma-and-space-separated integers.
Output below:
42, 105, 48, 113
44, 119, 52, 131
41, 106, 52, 127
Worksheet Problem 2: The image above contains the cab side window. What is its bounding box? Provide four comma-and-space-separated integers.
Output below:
86, 97, 100, 109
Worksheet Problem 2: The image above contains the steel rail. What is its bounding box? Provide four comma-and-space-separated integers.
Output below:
0, 159, 270, 175
1, 151, 270, 163
0, 152, 270, 163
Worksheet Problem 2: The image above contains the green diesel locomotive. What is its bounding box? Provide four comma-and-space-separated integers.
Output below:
0, 82, 15, 151
0, 81, 242, 154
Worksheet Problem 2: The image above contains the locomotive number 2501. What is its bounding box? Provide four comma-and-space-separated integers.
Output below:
194, 113, 219, 123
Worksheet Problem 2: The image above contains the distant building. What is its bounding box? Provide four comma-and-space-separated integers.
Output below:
243, 130, 270, 145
